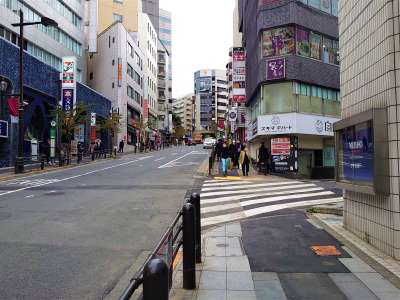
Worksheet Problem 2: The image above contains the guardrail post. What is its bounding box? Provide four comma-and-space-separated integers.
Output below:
183, 203, 196, 290
208, 156, 213, 176
190, 193, 202, 263
91, 151, 95, 161
143, 258, 169, 300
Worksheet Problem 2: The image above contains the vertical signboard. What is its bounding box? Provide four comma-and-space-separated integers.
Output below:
0, 120, 8, 138
232, 47, 246, 104
62, 56, 77, 115
118, 57, 122, 87
90, 113, 96, 142
143, 99, 149, 121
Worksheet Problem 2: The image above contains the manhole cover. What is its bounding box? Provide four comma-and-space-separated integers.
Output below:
311, 245, 341, 256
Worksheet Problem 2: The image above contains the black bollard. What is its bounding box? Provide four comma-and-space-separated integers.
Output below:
190, 193, 202, 263
143, 258, 169, 300
92, 151, 95, 161
182, 203, 196, 290
40, 155, 45, 170
209, 156, 213, 176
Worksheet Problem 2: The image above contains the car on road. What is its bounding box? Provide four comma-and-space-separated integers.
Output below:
203, 137, 216, 149
187, 139, 197, 146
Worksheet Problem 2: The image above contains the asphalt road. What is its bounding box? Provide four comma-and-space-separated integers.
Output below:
0, 145, 208, 300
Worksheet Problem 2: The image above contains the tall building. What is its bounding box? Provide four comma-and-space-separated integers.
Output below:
334, 1, 400, 259
159, 9, 172, 99
194, 70, 228, 136
172, 95, 195, 136
96, 0, 141, 33
0, 0, 112, 166
87, 22, 144, 152
240, 0, 340, 177
142, 0, 159, 34
138, 13, 158, 134
157, 40, 171, 135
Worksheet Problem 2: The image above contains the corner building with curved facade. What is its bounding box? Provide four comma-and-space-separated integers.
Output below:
239, 0, 340, 178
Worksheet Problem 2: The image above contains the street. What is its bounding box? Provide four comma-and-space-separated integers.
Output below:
0, 146, 208, 300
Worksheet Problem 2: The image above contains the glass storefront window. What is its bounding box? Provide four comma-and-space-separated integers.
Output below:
321, 0, 331, 14
262, 27, 295, 57
296, 28, 310, 57
309, 0, 321, 10
263, 82, 296, 113
332, 0, 338, 16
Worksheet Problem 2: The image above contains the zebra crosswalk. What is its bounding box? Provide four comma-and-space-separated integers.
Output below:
200, 178, 343, 228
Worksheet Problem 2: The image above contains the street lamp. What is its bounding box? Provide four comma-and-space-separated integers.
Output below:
12, 10, 58, 174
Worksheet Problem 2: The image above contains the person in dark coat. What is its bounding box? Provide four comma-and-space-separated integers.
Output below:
215, 139, 223, 161
119, 140, 125, 153
220, 142, 230, 176
258, 142, 269, 175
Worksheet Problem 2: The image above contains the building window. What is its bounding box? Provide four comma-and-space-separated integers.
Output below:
113, 13, 123, 23
298, 0, 339, 17
114, 0, 123, 3
310, 31, 322, 60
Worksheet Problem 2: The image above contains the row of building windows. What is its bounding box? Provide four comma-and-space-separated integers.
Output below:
127, 63, 142, 87
127, 42, 143, 71
298, 0, 338, 17
147, 57, 156, 77
43, 0, 82, 29
148, 76, 156, 93
147, 21, 157, 44
0, 0, 82, 56
159, 16, 171, 23
127, 85, 141, 104
262, 26, 339, 65
1, 0, 82, 30
293, 82, 340, 101
159, 28, 171, 34
0, 25, 82, 82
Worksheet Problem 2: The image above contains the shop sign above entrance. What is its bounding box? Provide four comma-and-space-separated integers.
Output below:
256, 113, 339, 137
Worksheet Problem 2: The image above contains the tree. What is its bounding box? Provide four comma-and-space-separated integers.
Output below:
208, 120, 218, 137
100, 112, 121, 149
172, 112, 182, 127
51, 103, 87, 145
174, 126, 186, 139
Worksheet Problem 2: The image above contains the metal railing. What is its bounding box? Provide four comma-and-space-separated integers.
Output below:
120, 193, 201, 300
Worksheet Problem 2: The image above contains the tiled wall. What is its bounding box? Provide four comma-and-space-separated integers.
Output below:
340, 0, 400, 259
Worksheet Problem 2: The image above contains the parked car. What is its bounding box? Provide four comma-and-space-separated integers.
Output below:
203, 138, 216, 149
187, 139, 197, 146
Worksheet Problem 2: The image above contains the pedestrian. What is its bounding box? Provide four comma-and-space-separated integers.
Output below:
220, 142, 230, 176
215, 139, 223, 161
119, 140, 124, 153
234, 140, 242, 168
228, 140, 236, 170
258, 142, 269, 175
239, 145, 250, 176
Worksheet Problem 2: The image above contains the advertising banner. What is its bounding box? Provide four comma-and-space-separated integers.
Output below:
217, 118, 225, 130
143, 99, 149, 120
266, 57, 285, 80
271, 137, 291, 155
232, 47, 246, 104
341, 121, 374, 183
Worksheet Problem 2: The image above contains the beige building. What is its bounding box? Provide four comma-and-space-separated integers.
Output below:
338, 1, 400, 259
173, 95, 195, 136
97, 0, 141, 33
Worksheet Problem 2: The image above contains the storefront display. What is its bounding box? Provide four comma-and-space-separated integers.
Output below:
262, 27, 295, 57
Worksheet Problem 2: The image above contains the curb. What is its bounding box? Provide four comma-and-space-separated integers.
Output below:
308, 213, 400, 290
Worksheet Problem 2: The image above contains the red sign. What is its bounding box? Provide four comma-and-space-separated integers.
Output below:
233, 95, 246, 103
271, 137, 291, 155
7, 96, 19, 116
143, 100, 149, 119
217, 119, 225, 130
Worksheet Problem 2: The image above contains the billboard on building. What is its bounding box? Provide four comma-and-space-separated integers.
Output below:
232, 47, 246, 104
266, 57, 285, 80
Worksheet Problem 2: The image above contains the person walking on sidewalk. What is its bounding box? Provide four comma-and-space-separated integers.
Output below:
118, 140, 125, 153
239, 145, 250, 176
215, 139, 223, 161
221, 142, 230, 176
258, 142, 269, 175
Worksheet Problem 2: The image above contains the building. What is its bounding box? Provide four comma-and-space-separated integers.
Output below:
157, 39, 171, 136
87, 22, 144, 152
334, 1, 400, 259
172, 95, 195, 136
0, 0, 112, 167
239, 0, 340, 178
142, 0, 159, 34
159, 9, 172, 99
96, 0, 141, 34
138, 13, 158, 137
194, 70, 228, 137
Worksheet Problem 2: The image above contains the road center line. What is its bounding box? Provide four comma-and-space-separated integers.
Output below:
158, 151, 196, 169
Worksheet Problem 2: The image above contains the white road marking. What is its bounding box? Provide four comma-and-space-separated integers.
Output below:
25, 195, 35, 198
201, 187, 325, 205
201, 197, 343, 227
201, 181, 301, 191
201, 202, 241, 214
202, 181, 252, 187
0, 158, 141, 197
158, 151, 197, 169
155, 157, 165, 162
200, 183, 316, 198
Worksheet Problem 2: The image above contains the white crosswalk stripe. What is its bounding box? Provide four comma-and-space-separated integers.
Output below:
200, 178, 343, 228
5, 178, 60, 187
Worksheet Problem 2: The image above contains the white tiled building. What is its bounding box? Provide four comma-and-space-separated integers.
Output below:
339, 0, 400, 259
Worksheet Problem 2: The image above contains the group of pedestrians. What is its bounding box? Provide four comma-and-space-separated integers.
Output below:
215, 139, 250, 177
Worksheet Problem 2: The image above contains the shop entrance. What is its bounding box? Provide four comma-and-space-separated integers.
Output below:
298, 150, 314, 177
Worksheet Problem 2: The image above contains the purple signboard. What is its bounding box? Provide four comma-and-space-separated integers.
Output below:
266, 58, 285, 80
62, 89, 74, 114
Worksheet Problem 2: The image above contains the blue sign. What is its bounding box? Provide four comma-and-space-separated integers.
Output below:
62, 89, 74, 114
341, 121, 373, 183
0, 120, 8, 138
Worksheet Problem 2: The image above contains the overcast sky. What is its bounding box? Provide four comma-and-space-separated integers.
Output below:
159, 0, 235, 98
